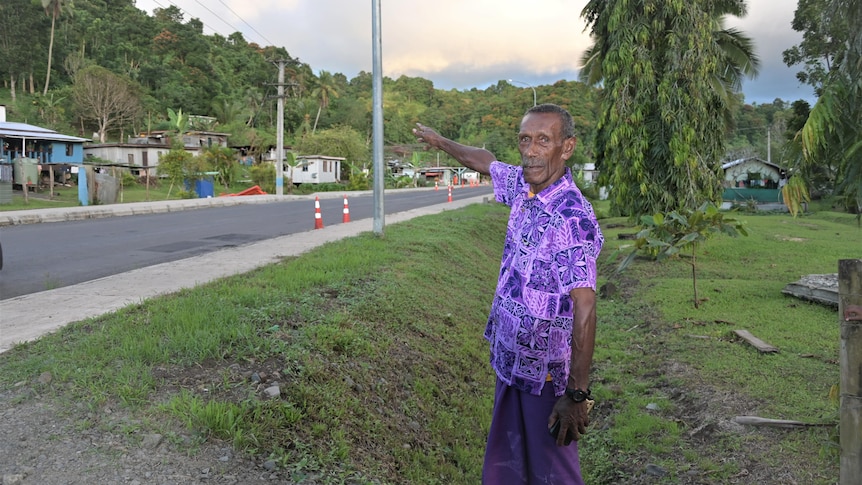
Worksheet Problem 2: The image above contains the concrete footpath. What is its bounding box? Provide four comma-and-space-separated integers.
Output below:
0, 191, 492, 353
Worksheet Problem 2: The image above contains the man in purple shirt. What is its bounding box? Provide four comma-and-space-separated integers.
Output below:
413, 103, 603, 484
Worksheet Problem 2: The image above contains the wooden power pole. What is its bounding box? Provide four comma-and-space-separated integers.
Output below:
839, 258, 862, 484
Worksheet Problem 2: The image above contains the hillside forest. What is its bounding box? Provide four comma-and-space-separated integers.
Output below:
0, 0, 846, 215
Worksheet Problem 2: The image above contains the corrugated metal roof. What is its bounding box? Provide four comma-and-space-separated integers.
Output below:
721, 157, 784, 171
0, 122, 89, 143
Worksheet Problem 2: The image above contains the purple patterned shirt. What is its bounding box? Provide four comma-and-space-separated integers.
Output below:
486, 161, 604, 396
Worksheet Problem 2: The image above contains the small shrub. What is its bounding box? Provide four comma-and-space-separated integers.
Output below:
615, 202, 748, 308
347, 172, 370, 191
121, 172, 138, 188
249, 163, 275, 194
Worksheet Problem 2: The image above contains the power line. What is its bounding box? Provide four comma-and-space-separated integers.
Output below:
144, 0, 276, 48
150, 0, 229, 39
193, 0, 245, 38
216, 0, 275, 47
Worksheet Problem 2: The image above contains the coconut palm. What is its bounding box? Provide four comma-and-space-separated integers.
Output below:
41, 0, 72, 95
311, 70, 339, 134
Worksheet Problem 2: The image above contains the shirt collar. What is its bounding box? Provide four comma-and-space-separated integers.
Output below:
524, 167, 574, 203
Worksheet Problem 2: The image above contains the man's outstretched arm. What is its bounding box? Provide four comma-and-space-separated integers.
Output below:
413, 123, 495, 175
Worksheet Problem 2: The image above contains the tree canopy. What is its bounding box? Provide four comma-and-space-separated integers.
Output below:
581, 0, 760, 219
794, 0, 862, 217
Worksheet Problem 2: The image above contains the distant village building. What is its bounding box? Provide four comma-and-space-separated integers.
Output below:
417, 166, 481, 186
721, 156, 787, 206
0, 105, 88, 170
721, 157, 785, 189
83, 130, 231, 176
574, 162, 599, 185
0, 106, 88, 201
288, 155, 344, 184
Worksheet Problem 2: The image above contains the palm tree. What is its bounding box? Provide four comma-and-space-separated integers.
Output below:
795, 0, 862, 219
41, 0, 71, 95
311, 70, 339, 134
580, 0, 759, 108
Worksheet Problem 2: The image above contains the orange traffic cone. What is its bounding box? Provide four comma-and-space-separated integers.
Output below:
314, 196, 324, 229
342, 194, 351, 223
447, 184, 453, 203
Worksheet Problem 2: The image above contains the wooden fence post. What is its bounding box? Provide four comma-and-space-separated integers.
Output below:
839, 259, 862, 485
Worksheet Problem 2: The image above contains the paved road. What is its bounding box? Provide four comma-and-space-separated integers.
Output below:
0, 187, 494, 353
0, 186, 493, 299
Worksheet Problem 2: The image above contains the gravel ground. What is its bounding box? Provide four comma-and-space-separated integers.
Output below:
0, 385, 285, 485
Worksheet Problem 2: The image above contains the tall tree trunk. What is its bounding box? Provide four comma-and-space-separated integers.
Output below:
312, 105, 322, 134
44, 14, 56, 95
691, 247, 699, 309
10, 75, 16, 103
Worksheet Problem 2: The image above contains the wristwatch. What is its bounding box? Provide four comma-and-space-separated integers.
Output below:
565, 388, 591, 403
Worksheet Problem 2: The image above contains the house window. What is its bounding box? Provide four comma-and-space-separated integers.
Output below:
323, 161, 329, 172
66, 143, 74, 156
302, 163, 309, 172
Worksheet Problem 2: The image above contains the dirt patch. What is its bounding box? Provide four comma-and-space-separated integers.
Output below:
0, 385, 276, 485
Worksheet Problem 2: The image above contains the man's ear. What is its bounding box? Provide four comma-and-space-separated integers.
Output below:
561, 136, 577, 160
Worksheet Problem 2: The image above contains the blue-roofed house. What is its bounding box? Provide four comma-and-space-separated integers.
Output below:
0, 105, 90, 204
0, 122, 88, 165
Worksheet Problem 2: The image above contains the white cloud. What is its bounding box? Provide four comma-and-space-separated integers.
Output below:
136, 0, 814, 103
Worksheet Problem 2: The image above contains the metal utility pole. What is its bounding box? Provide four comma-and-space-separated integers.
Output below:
371, 0, 384, 235
276, 60, 285, 196
767, 126, 771, 164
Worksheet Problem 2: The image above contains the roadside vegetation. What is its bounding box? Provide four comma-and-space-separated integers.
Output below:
0, 201, 855, 483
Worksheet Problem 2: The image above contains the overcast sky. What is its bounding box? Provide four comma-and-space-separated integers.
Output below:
135, 0, 816, 105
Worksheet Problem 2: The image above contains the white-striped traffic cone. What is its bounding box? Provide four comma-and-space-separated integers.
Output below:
314, 196, 324, 229
342, 194, 350, 223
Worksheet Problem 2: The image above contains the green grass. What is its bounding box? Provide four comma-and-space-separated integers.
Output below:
0, 202, 854, 484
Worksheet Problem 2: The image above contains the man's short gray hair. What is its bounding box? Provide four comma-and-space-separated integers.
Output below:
525, 103, 575, 139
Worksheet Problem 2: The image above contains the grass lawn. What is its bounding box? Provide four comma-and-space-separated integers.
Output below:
0, 201, 856, 483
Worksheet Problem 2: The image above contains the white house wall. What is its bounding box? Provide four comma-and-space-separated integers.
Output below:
83, 146, 171, 170
289, 157, 342, 184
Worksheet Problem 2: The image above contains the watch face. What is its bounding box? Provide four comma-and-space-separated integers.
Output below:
566, 388, 588, 402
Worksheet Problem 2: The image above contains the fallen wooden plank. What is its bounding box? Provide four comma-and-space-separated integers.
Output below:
733, 416, 834, 428
734, 329, 779, 353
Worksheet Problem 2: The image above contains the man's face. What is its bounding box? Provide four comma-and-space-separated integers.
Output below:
517, 112, 576, 194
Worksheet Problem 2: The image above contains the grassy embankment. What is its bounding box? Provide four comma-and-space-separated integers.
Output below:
0, 201, 856, 483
